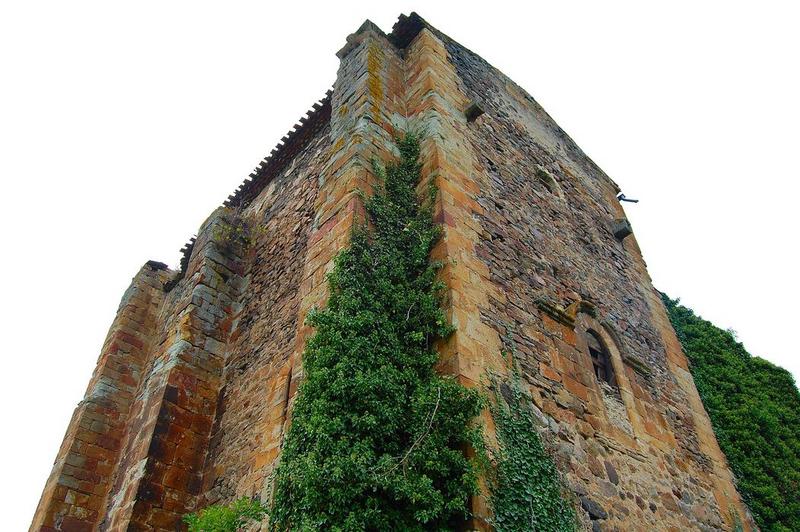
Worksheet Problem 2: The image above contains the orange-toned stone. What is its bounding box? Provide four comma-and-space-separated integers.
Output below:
539, 362, 563, 383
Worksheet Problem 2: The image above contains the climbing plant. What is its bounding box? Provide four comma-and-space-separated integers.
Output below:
662, 293, 800, 532
487, 333, 576, 532
269, 133, 485, 530
184, 497, 268, 532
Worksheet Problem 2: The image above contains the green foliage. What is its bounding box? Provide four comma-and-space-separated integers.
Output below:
269, 134, 484, 530
184, 497, 269, 532
212, 207, 267, 249
662, 293, 800, 532
488, 338, 575, 532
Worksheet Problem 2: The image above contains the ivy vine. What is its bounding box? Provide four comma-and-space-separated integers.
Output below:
488, 333, 576, 532
184, 136, 578, 532
267, 133, 485, 530
663, 293, 800, 531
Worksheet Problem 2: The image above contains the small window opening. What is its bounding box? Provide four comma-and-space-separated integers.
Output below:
465, 101, 484, 122
587, 331, 615, 386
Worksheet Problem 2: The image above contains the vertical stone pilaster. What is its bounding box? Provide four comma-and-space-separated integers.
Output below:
646, 282, 754, 529
286, 21, 406, 417
31, 262, 169, 532
102, 210, 248, 531
404, 28, 504, 529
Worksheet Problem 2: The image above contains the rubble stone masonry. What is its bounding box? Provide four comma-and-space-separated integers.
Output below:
32, 13, 756, 531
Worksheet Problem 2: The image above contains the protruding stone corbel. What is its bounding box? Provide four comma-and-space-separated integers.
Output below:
565, 299, 598, 320
611, 218, 633, 241
536, 298, 576, 327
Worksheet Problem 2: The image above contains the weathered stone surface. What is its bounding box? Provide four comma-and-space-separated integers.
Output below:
581, 496, 609, 520
605, 460, 619, 485
32, 12, 755, 532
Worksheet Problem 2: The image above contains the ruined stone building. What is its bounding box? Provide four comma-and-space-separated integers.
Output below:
32, 13, 756, 531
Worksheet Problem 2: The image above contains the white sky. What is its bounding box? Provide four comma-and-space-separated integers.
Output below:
2, 1, 798, 529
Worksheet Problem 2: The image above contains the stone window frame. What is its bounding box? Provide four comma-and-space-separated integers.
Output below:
587, 329, 616, 387
574, 312, 644, 440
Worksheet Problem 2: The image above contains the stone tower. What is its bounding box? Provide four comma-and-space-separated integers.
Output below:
32, 13, 755, 531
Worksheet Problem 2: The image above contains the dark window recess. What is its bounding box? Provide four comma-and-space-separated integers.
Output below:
465, 101, 484, 122
587, 331, 616, 386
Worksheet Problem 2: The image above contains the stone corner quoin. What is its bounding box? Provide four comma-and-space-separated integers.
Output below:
31, 12, 756, 532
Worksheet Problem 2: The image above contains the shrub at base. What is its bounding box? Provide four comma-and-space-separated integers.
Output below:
184, 497, 268, 532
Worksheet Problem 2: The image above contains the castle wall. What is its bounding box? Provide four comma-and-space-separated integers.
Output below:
199, 126, 330, 505
31, 263, 169, 532
439, 31, 754, 531
32, 14, 755, 532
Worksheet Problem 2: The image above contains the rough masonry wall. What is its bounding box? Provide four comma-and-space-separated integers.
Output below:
31, 262, 169, 532
200, 125, 330, 506
441, 32, 755, 531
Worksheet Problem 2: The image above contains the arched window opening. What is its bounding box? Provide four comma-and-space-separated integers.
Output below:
578, 323, 636, 436
587, 330, 615, 387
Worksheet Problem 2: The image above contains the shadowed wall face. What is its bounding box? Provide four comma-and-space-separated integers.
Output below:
200, 126, 331, 505
31, 13, 755, 532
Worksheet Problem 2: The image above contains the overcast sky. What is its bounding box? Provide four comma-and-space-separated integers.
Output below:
2, 1, 798, 529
